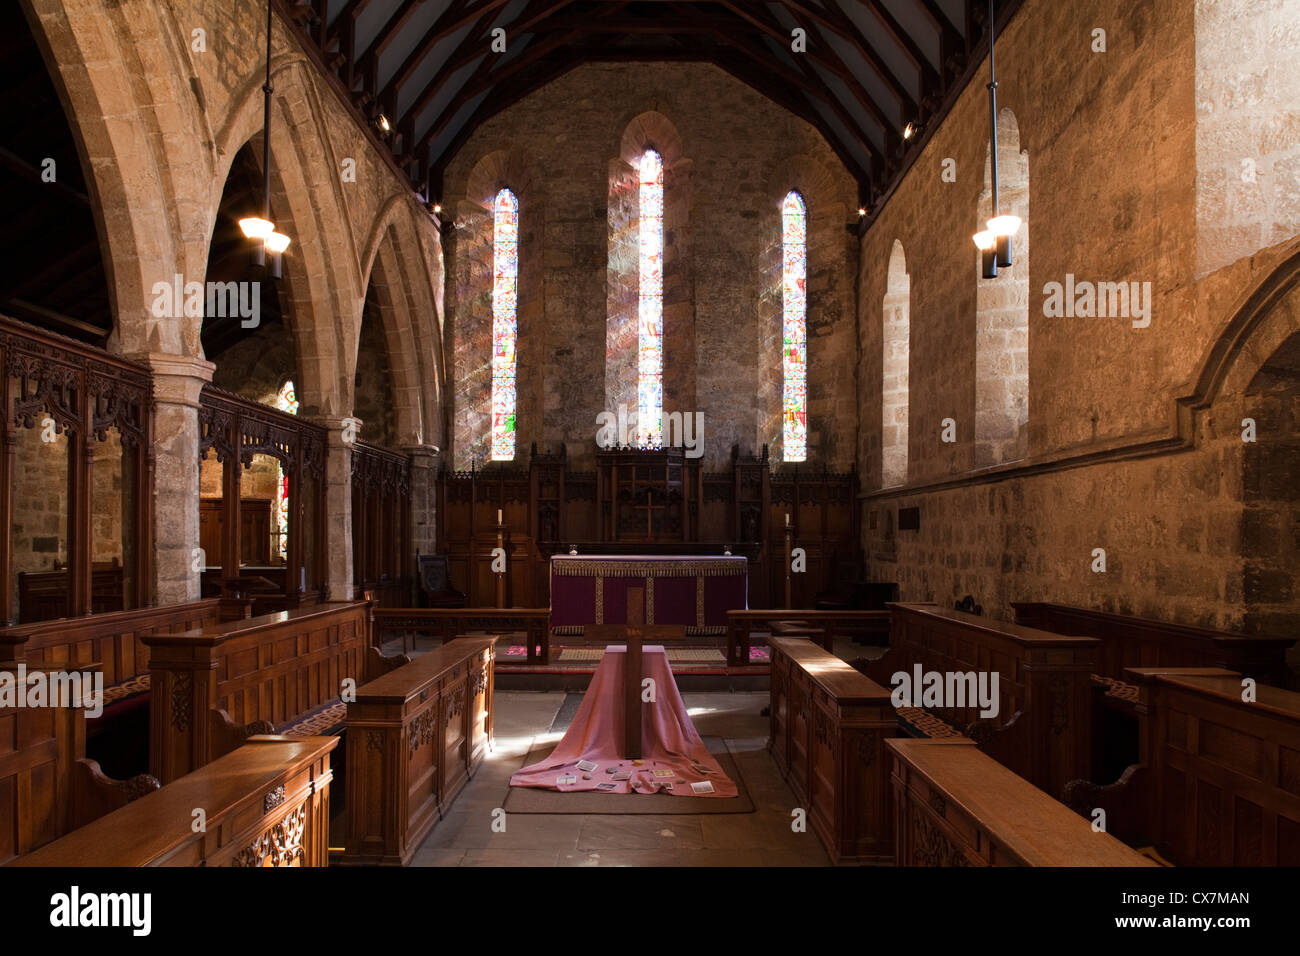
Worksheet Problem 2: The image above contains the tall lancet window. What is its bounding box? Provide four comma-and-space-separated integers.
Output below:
491, 187, 519, 460
273, 379, 299, 562
637, 149, 664, 446
782, 191, 808, 462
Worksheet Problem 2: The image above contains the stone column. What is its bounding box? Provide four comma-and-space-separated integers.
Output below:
404, 444, 440, 557
317, 417, 358, 601
141, 353, 214, 606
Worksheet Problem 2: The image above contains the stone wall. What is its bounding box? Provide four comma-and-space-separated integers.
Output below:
443, 62, 859, 470
857, 0, 1300, 649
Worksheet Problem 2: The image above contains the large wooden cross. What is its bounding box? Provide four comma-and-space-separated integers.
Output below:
623, 586, 644, 759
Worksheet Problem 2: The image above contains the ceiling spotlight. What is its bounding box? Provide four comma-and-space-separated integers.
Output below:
376, 113, 391, 133
857, 207, 866, 217
902, 122, 917, 141
432, 203, 443, 214
239, 217, 274, 240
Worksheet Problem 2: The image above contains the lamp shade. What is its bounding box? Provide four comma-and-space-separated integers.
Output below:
265, 232, 291, 254
987, 215, 1021, 237
239, 217, 274, 240
972, 230, 996, 250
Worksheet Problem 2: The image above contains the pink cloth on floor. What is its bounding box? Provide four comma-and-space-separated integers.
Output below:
509, 645, 739, 798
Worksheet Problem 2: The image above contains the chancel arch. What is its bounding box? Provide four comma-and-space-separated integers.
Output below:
882, 240, 910, 487
974, 107, 1030, 468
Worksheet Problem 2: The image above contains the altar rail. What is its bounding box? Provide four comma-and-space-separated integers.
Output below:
11, 736, 336, 866
141, 601, 367, 782
727, 608, 891, 666
887, 738, 1155, 866
769, 637, 897, 864
372, 607, 550, 662
339, 637, 495, 865
863, 604, 1099, 800
1012, 602, 1297, 688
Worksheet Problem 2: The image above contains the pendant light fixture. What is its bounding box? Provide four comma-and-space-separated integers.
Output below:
973, 0, 1019, 280
238, 0, 290, 278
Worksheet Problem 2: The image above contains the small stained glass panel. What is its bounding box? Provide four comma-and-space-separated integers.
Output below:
638, 149, 664, 446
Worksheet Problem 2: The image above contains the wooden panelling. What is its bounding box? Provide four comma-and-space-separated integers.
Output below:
11, 736, 336, 867
768, 637, 897, 864
887, 738, 1155, 867
142, 601, 367, 782
340, 637, 494, 865
867, 603, 1098, 799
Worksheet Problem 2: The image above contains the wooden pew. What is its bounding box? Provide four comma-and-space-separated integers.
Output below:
10, 736, 336, 867
727, 608, 891, 666
887, 738, 1155, 866
0, 599, 243, 700
372, 606, 550, 662
339, 637, 495, 865
768, 636, 897, 864
1012, 602, 1297, 689
17, 561, 126, 623
141, 601, 367, 783
1065, 667, 1300, 865
865, 603, 1100, 800
0, 659, 159, 863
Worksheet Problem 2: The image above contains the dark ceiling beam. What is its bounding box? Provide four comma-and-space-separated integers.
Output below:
714, 0, 915, 119
509, 0, 582, 35
354, 0, 435, 92
913, 0, 966, 79
326, 0, 377, 87
381, 1, 499, 119
424, 0, 514, 44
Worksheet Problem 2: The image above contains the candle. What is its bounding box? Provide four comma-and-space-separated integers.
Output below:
785, 513, 790, 527
497, 508, 503, 524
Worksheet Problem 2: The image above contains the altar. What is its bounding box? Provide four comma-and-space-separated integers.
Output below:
549, 554, 748, 636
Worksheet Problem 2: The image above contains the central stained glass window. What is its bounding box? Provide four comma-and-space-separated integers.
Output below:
782, 191, 807, 462
637, 149, 664, 446
491, 187, 518, 460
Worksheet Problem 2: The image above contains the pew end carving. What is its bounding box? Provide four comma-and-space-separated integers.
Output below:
210, 708, 279, 761
70, 758, 161, 831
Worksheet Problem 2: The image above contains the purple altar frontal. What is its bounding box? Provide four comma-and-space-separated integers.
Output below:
549, 554, 749, 636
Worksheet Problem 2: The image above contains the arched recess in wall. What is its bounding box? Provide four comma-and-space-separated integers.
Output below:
757, 153, 851, 466
974, 107, 1030, 468
446, 149, 542, 468
607, 112, 693, 443
882, 240, 911, 487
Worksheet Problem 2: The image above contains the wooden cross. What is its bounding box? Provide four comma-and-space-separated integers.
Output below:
632, 491, 665, 539
623, 586, 644, 760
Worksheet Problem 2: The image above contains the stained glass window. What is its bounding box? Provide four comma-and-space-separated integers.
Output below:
273, 380, 298, 562
637, 149, 664, 446
491, 188, 519, 460
782, 191, 807, 462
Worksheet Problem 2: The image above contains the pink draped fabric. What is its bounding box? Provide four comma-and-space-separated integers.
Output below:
509, 646, 739, 798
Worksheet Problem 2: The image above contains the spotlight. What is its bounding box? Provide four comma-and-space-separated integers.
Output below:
376, 113, 391, 133
264, 232, 291, 254
432, 203, 443, 214
239, 217, 274, 240
987, 214, 1020, 267
857, 207, 867, 217
902, 122, 917, 141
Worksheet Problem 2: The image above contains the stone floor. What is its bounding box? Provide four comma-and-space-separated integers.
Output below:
408, 690, 832, 867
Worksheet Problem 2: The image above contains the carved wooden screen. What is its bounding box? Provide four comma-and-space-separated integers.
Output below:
197, 385, 326, 606
0, 315, 152, 624
351, 440, 412, 607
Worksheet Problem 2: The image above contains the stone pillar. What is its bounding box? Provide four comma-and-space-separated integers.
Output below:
141, 353, 214, 606
317, 417, 358, 601
404, 444, 440, 557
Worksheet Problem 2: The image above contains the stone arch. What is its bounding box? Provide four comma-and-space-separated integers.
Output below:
975, 107, 1030, 467
216, 54, 366, 419
608, 112, 694, 453
882, 240, 911, 487
445, 148, 544, 467
23, 0, 218, 358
